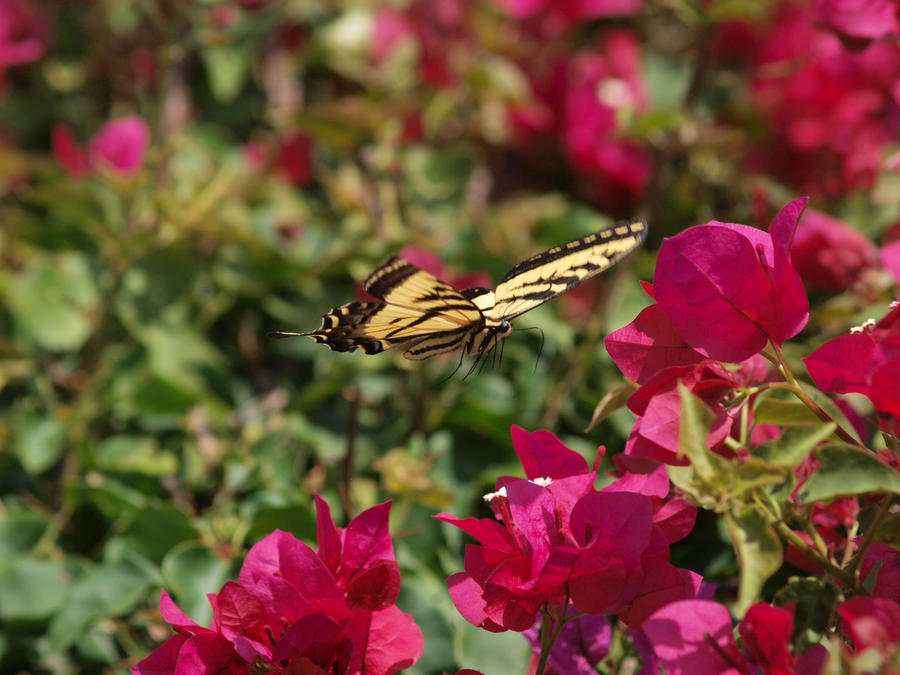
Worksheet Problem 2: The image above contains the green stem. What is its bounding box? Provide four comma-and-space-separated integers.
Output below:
770, 519, 865, 594
535, 605, 568, 675
847, 494, 897, 580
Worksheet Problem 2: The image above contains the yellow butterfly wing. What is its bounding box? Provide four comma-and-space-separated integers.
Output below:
487, 218, 647, 322
271, 256, 484, 359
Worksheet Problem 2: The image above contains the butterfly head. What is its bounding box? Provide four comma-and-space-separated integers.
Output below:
467, 320, 512, 356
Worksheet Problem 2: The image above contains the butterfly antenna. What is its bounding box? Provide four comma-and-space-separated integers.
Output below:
517, 325, 545, 375
439, 348, 468, 384
463, 350, 484, 380
268, 331, 307, 339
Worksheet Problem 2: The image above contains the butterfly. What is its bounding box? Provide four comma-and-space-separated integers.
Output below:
270, 218, 647, 363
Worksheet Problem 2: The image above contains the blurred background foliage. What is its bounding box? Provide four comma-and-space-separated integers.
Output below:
1, 0, 899, 672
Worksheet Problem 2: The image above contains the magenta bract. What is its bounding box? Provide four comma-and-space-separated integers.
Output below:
654, 198, 809, 363
133, 499, 422, 675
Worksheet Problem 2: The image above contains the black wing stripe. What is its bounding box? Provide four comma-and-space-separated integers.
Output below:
498, 219, 647, 284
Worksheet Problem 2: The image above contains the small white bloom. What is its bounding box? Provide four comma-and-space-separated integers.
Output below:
529, 477, 553, 487
850, 318, 877, 334
483, 486, 508, 502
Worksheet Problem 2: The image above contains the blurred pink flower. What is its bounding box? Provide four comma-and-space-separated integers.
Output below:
838, 597, 900, 660
89, 117, 150, 175
749, 2, 900, 197
563, 33, 651, 211
812, 0, 900, 42
274, 133, 313, 186
371, 0, 469, 87
53, 117, 150, 177
510, 31, 651, 212
0, 0, 46, 92
790, 209, 880, 292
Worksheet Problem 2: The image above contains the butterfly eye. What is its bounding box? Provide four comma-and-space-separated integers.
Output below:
500, 321, 511, 332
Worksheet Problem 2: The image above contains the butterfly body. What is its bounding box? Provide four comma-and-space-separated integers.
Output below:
271, 218, 647, 360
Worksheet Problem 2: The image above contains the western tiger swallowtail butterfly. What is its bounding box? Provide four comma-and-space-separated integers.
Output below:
270, 218, 647, 361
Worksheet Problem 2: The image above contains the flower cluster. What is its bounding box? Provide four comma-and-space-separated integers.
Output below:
133, 497, 423, 675
435, 426, 700, 643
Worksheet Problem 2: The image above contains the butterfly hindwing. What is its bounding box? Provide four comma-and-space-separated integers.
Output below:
488, 218, 647, 321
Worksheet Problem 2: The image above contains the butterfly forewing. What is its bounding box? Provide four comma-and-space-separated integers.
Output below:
287, 256, 484, 355
487, 218, 647, 321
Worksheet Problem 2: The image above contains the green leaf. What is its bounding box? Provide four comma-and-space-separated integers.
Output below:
14, 415, 65, 475
753, 397, 821, 426
0, 558, 68, 620
725, 507, 783, 616
677, 382, 716, 474
758, 423, 837, 467
93, 435, 178, 476
773, 577, 841, 653
161, 543, 231, 626
116, 505, 196, 564
455, 616, 530, 673
47, 557, 151, 650
5, 254, 99, 351
798, 444, 900, 503
0, 512, 49, 565
201, 45, 252, 102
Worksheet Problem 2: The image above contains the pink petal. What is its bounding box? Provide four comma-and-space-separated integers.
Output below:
812, 0, 900, 40
804, 333, 874, 394
159, 589, 206, 633
131, 634, 188, 675
347, 605, 424, 675
173, 632, 246, 675
315, 494, 342, 574
89, 116, 150, 176
643, 600, 747, 675
510, 425, 589, 479
51, 124, 91, 177
605, 303, 705, 385
838, 596, 900, 653
738, 603, 795, 675
433, 513, 517, 552
881, 240, 900, 285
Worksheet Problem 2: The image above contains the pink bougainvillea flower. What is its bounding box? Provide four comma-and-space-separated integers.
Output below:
275, 133, 313, 186
0, 0, 46, 92
53, 117, 150, 177
562, 33, 652, 211
509, 31, 651, 212
805, 303, 900, 432
880, 239, 900, 285
623, 360, 741, 465
859, 543, 900, 600
605, 283, 706, 385
645, 600, 826, 675
790, 209, 880, 292
738, 603, 795, 675
748, 3, 900, 197
89, 117, 150, 176
838, 596, 900, 658
524, 612, 611, 675
812, 0, 900, 42
643, 600, 748, 674
436, 426, 699, 633
134, 498, 423, 675
370, 0, 469, 87
51, 124, 91, 177
654, 198, 809, 363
